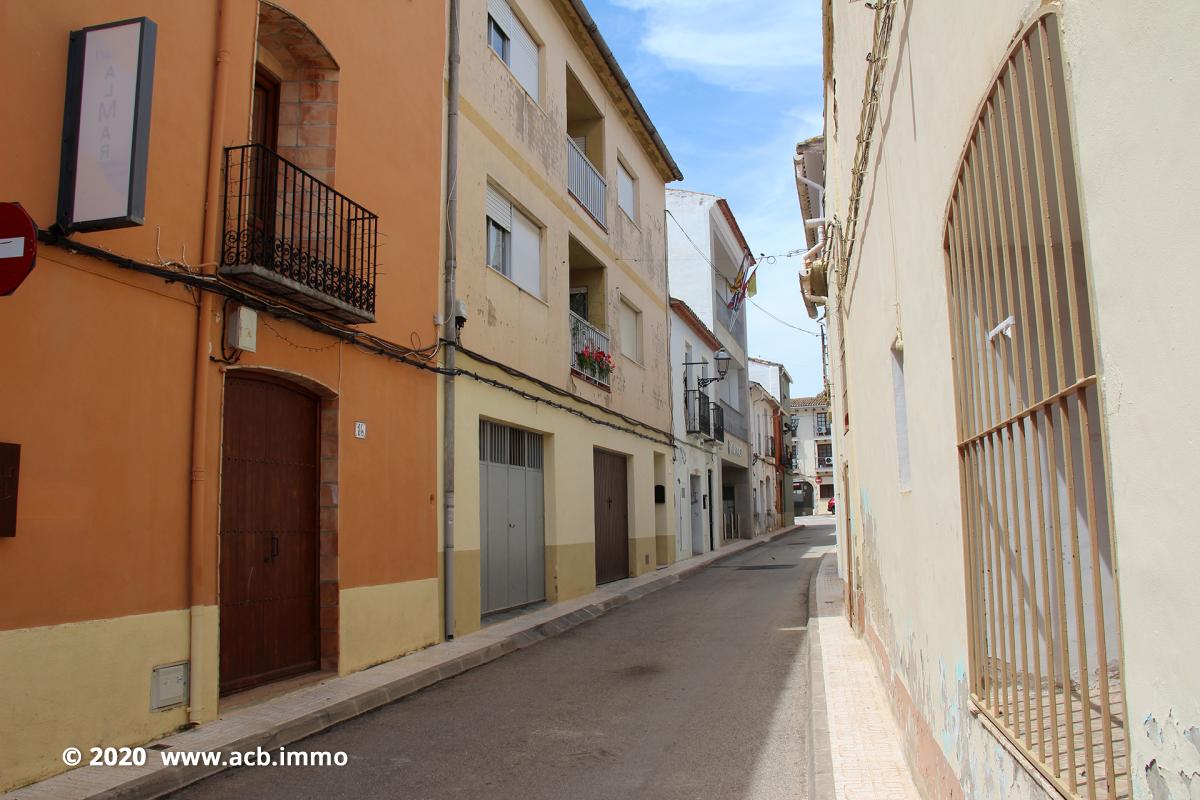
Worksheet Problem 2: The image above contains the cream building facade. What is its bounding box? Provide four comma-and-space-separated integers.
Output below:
446, 0, 683, 634
788, 393, 834, 517
806, 2, 1200, 799
748, 382, 782, 536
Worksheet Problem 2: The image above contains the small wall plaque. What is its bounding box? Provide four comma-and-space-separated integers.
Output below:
0, 442, 19, 537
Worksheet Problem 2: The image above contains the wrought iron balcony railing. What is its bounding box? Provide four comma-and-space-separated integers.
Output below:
711, 403, 725, 443
570, 310, 612, 388
684, 388, 711, 437
221, 143, 378, 323
567, 136, 607, 228
766, 435, 776, 459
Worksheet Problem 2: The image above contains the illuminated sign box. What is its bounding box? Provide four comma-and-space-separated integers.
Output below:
57, 17, 157, 232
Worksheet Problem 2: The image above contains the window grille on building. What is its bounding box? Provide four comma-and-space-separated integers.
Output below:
943, 12, 1126, 799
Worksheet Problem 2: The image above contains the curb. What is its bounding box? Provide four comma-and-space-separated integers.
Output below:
7, 525, 802, 800
807, 551, 837, 800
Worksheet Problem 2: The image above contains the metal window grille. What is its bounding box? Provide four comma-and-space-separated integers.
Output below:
684, 388, 711, 437
479, 420, 543, 469
943, 13, 1126, 800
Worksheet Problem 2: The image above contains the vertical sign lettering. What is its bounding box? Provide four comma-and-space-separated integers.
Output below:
57, 18, 156, 231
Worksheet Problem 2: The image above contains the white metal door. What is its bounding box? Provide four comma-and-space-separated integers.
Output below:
480, 421, 545, 614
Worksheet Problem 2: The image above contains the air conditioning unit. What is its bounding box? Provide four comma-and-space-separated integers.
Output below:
821, 456, 834, 466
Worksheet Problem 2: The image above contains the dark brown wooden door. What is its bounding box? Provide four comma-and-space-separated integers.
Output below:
219, 373, 320, 696
593, 449, 629, 585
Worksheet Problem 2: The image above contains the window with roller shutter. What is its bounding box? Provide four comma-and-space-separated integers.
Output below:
487, 0, 539, 101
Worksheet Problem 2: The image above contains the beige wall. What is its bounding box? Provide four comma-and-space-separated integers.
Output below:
456, 0, 673, 433
822, 1, 1200, 798
449, 368, 675, 635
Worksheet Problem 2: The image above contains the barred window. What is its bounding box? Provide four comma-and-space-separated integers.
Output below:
944, 12, 1126, 800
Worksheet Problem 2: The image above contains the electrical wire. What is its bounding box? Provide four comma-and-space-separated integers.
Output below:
39, 229, 672, 448
748, 300, 821, 337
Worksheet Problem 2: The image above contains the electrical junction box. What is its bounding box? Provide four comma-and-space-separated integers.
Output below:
225, 305, 257, 352
150, 661, 189, 711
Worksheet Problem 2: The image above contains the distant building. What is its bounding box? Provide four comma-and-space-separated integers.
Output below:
749, 382, 784, 535
666, 189, 754, 540
749, 358, 795, 518
788, 393, 834, 515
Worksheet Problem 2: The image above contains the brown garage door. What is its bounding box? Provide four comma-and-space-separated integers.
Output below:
593, 449, 629, 585
219, 373, 320, 696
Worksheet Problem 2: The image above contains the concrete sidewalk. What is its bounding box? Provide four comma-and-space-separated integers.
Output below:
4, 526, 804, 800
808, 552, 922, 800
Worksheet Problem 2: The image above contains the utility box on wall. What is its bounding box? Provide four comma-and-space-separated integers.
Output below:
0, 442, 18, 537
225, 305, 258, 352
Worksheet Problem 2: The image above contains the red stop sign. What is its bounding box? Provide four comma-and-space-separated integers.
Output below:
0, 203, 38, 296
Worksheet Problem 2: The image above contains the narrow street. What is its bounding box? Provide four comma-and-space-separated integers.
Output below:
170, 523, 834, 800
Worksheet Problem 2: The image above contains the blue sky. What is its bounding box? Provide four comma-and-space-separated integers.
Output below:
587, 0, 828, 397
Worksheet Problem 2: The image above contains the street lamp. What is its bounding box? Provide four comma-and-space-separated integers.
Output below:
683, 347, 732, 389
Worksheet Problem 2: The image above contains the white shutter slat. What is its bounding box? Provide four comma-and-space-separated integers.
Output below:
485, 185, 512, 231
511, 208, 541, 297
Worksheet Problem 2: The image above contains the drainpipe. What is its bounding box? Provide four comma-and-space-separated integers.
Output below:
187, 0, 232, 724
442, 0, 461, 640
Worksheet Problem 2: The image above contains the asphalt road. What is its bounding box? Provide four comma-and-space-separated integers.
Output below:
171, 522, 836, 800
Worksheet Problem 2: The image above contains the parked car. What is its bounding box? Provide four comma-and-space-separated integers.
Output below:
828, 497, 836, 513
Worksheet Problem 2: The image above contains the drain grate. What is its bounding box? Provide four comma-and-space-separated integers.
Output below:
735, 564, 797, 571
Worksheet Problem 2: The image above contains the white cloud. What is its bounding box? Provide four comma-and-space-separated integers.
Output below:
612, 0, 822, 91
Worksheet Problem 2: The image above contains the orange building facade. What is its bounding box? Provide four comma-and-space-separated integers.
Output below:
0, 1, 445, 789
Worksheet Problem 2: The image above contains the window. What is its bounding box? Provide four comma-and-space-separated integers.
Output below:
944, 13, 1124, 800
487, 16, 509, 62
618, 297, 641, 362
819, 484, 833, 499
617, 159, 636, 219
486, 218, 510, 276
817, 443, 832, 468
891, 350, 910, 489
487, 0, 539, 100
485, 184, 541, 297
815, 411, 831, 436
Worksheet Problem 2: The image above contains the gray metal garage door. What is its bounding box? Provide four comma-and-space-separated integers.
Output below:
479, 421, 546, 614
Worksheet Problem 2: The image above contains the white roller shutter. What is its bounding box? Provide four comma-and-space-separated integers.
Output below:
488, 0, 539, 100
511, 208, 541, 297
485, 184, 512, 231
509, 17, 539, 100
617, 162, 635, 217
487, 0, 515, 40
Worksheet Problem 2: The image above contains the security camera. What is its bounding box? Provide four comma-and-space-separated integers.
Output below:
454, 299, 468, 331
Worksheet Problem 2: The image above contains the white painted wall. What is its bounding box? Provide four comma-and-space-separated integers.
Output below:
669, 304, 722, 559
821, 1, 1200, 798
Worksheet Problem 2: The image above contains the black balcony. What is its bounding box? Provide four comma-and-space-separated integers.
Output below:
220, 144, 378, 323
685, 389, 711, 437
711, 403, 725, 443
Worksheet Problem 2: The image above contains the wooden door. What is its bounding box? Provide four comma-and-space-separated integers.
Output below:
593, 449, 629, 585
249, 67, 280, 252
219, 373, 320, 696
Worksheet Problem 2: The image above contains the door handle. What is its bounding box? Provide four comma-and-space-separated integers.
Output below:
265, 534, 279, 563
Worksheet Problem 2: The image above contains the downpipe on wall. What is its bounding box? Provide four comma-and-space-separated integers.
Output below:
187, 0, 232, 724
442, 0, 461, 640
